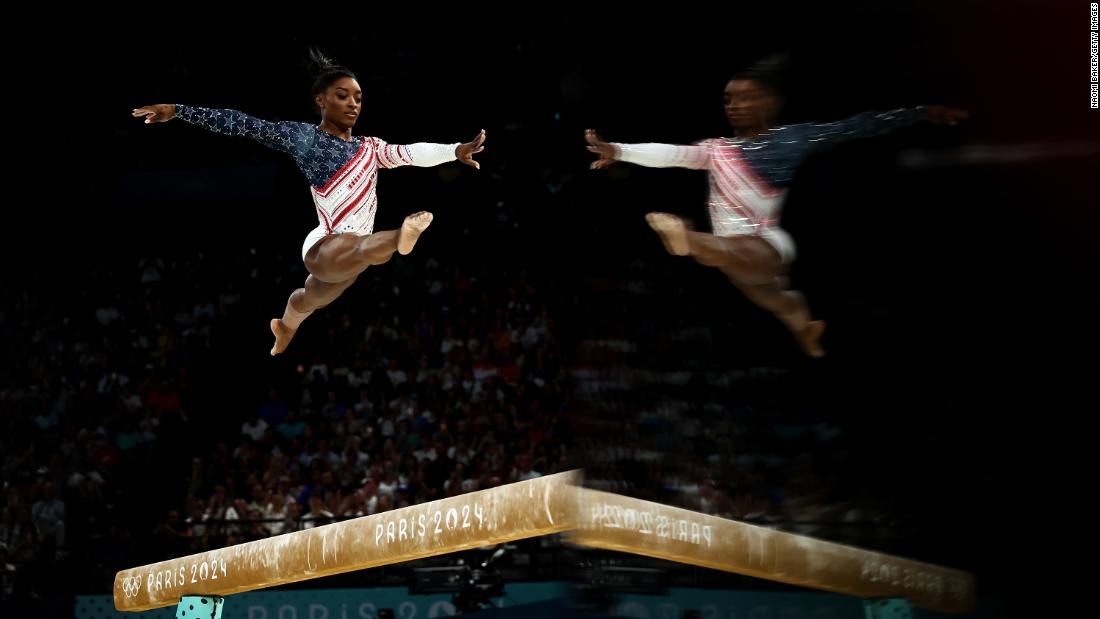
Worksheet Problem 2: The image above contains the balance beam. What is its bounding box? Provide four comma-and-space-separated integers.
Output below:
114, 472, 975, 614
113, 471, 580, 612
567, 488, 976, 614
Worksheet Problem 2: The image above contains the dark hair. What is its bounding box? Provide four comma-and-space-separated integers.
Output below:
730, 53, 789, 97
308, 48, 357, 98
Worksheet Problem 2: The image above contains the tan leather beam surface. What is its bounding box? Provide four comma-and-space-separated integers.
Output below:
114, 471, 580, 612
566, 489, 975, 613
116, 474, 975, 614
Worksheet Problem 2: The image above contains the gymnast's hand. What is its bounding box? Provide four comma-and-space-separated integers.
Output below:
925, 106, 970, 126
585, 129, 618, 170
132, 104, 177, 124
455, 129, 486, 170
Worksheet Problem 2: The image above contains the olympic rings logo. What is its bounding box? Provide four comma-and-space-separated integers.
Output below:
120, 575, 143, 598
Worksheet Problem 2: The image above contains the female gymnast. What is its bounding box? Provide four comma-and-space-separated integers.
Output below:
134, 50, 486, 355
586, 56, 967, 357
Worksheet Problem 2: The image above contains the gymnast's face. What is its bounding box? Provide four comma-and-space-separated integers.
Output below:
724, 79, 782, 130
316, 77, 363, 131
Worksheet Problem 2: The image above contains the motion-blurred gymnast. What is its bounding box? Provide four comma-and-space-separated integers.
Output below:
586, 56, 967, 357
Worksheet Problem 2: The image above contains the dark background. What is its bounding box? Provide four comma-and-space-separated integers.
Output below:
3, 3, 1097, 616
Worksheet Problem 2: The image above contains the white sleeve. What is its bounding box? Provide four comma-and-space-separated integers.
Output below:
612, 142, 709, 169
375, 137, 459, 169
